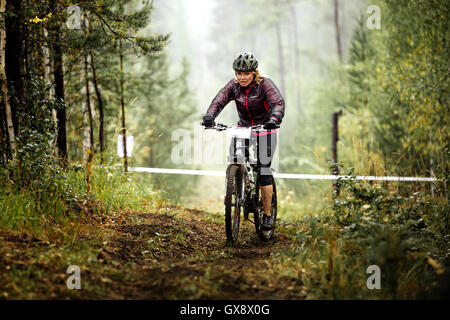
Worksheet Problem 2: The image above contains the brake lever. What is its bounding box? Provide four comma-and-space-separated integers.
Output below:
215, 123, 229, 130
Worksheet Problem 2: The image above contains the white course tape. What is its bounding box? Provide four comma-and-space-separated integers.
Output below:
129, 167, 437, 182
130, 167, 225, 176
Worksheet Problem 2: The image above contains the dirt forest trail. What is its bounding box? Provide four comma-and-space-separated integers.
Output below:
0, 204, 306, 300
3, 197, 447, 300
88, 207, 302, 299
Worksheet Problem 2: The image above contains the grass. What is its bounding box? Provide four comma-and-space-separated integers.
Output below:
0, 161, 162, 232
0, 160, 164, 299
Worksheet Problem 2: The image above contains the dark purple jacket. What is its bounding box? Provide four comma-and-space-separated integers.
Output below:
207, 77, 285, 126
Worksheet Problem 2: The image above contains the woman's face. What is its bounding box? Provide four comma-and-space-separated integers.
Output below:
235, 71, 254, 87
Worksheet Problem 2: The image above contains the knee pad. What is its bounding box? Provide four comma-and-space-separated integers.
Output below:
259, 174, 273, 186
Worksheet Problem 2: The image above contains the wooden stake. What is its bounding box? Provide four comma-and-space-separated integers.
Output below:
332, 110, 342, 195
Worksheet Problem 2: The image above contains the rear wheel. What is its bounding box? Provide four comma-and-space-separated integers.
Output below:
254, 176, 277, 241
225, 164, 243, 243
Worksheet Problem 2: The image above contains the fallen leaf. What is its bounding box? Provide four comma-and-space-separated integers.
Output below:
100, 277, 112, 283
428, 257, 444, 275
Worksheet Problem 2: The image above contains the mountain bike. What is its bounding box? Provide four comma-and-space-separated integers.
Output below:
205, 123, 279, 243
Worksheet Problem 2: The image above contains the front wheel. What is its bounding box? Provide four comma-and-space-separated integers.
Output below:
225, 164, 243, 243
254, 176, 277, 241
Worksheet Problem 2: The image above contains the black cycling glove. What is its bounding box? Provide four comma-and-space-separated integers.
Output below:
264, 117, 279, 130
202, 113, 216, 127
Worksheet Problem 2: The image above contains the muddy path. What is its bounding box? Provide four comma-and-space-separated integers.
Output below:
85, 207, 301, 300
0, 205, 304, 300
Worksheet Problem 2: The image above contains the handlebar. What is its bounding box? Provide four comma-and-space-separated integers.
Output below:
201, 123, 280, 131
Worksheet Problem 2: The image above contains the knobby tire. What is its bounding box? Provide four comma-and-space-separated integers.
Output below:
225, 164, 243, 243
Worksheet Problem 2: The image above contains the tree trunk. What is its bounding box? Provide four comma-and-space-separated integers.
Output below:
334, 0, 343, 63
84, 54, 94, 157
5, 0, 24, 136
84, 53, 94, 194
43, 27, 58, 153
90, 51, 105, 163
0, 100, 7, 164
275, 22, 286, 97
0, 0, 16, 161
149, 145, 154, 168
119, 40, 128, 173
53, 27, 67, 167
81, 88, 89, 163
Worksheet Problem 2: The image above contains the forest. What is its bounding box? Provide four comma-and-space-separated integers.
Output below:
0, 0, 448, 302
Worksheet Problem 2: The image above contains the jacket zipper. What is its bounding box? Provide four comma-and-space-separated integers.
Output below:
245, 87, 253, 126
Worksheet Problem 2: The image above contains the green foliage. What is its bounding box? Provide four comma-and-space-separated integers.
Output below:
328, 168, 448, 298
275, 168, 449, 299
347, 14, 376, 112
127, 54, 199, 198
276, 0, 449, 207
344, 0, 449, 175
3, 76, 66, 195
0, 161, 161, 230
0, 0, 173, 229
63, 0, 169, 55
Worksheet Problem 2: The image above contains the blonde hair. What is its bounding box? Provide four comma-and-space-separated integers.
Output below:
234, 69, 263, 85
254, 69, 263, 84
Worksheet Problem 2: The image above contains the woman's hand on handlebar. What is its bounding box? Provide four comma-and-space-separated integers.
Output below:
202, 113, 215, 128
263, 118, 279, 130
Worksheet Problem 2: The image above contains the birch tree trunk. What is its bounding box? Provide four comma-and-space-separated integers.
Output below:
0, 0, 16, 161
0, 100, 7, 164
90, 51, 105, 163
43, 27, 58, 153
81, 85, 89, 163
81, 14, 95, 168
84, 53, 95, 194
4, 0, 23, 138
119, 40, 128, 173
53, 26, 67, 166
81, 57, 93, 163
84, 54, 94, 159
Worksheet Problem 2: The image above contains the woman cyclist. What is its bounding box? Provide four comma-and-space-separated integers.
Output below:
202, 52, 285, 229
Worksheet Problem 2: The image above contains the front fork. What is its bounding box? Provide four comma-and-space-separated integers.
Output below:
240, 176, 246, 205
242, 166, 254, 220
224, 164, 246, 207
